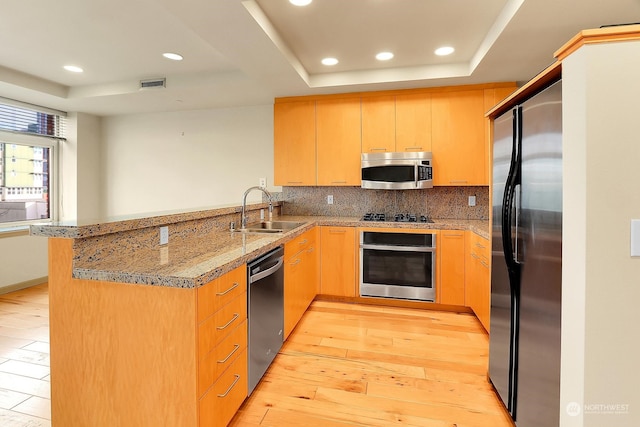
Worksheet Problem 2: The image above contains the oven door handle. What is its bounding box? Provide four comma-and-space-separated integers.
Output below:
361, 244, 434, 253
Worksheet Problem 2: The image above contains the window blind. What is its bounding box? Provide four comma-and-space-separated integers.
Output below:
0, 97, 66, 139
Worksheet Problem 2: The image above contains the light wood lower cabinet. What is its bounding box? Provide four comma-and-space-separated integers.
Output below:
438, 230, 466, 305
196, 264, 248, 427
284, 228, 319, 338
48, 238, 248, 427
465, 231, 491, 331
320, 226, 357, 297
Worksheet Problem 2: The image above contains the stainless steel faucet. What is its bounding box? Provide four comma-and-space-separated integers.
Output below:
241, 186, 273, 229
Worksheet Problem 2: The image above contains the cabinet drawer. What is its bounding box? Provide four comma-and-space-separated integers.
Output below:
199, 347, 248, 427
198, 292, 247, 361
470, 233, 490, 264
197, 265, 246, 324
198, 319, 247, 396
285, 229, 315, 259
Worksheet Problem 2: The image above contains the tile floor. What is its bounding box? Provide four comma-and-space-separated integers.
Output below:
0, 284, 51, 427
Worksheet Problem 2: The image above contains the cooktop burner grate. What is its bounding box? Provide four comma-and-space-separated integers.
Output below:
361, 213, 433, 223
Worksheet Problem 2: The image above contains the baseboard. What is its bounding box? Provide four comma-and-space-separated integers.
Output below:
0, 276, 48, 295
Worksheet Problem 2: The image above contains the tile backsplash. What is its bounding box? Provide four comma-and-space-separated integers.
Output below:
281, 186, 489, 220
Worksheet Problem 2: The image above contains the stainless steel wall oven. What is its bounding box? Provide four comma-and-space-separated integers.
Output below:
359, 230, 436, 302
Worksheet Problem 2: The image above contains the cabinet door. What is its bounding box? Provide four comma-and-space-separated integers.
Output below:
438, 230, 466, 305
284, 250, 304, 339
396, 92, 432, 152
432, 90, 485, 185
320, 226, 357, 296
361, 95, 395, 153
316, 98, 362, 186
274, 100, 316, 186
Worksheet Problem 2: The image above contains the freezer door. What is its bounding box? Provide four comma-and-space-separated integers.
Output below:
517, 80, 562, 427
489, 107, 516, 414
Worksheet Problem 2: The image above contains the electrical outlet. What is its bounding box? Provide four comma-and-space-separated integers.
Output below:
327, 195, 334, 205
160, 226, 169, 245
259, 177, 267, 188
468, 195, 477, 207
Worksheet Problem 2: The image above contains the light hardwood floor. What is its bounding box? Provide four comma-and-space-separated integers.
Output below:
232, 300, 514, 427
0, 284, 51, 427
0, 284, 513, 427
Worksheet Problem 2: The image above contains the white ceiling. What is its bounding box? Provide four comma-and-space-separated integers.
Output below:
1, 0, 639, 116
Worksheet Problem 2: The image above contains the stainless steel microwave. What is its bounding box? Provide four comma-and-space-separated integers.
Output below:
361, 151, 433, 190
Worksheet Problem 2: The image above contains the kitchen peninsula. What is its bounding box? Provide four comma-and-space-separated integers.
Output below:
31, 201, 489, 427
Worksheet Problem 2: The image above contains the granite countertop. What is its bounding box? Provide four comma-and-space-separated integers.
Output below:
35, 213, 489, 289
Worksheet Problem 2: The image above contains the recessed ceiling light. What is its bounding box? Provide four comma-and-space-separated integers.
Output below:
375, 52, 394, 61
163, 52, 183, 61
435, 46, 455, 56
63, 65, 83, 73
289, 0, 312, 5
322, 57, 339, 66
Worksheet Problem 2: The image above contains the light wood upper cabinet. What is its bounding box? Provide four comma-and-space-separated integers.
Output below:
361, 95, 396, 153
438, 230, 466, 305
316, 98, 362, 186
361, 93, 432, 153
395, 92, 432, 153
432, 90, 486, 186
320, 226, 357, 297
274, 100, 316, 186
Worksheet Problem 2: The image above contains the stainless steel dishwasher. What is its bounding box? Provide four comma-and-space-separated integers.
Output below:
247, 246, 284, 395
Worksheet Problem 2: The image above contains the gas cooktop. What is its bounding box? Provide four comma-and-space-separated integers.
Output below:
361, 213, 433, 223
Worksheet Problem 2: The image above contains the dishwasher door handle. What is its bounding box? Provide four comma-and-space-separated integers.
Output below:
249, 257, 284, 284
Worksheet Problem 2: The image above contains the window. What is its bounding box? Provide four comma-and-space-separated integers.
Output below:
0, 99, 65, 228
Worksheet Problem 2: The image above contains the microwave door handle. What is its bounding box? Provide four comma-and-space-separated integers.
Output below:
414, 162, 419, 188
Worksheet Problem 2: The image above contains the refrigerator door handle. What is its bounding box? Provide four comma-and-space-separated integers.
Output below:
502, 107, 522, 275
514, 183, 522, 264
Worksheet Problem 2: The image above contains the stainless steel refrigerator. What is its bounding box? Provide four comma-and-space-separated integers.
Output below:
489, 79, 562, 427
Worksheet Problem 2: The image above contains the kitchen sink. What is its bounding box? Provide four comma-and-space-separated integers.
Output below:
237, 220, 306, 233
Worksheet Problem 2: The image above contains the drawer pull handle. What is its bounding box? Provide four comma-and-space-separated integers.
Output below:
480, 260, 489, 268
475, 242, 486, 249
329, 230, 346, 234
449, 180, 468, 184
291, 259, 302, 266
217, 374, 241, 398
217, 344, 240, 364
471, 253, 479, 259
299, 239, 308, 245
307, 247, 315, 253
287, 181, 303, 184
371, 148, 387, 151
217, 313, 239, 330
331, 181, 347, 184
216, 282, 239, 296
404, 147, 423, 151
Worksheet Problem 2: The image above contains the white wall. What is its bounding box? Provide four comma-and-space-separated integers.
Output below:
561, 41, 640, 427
100, 104, 274, 217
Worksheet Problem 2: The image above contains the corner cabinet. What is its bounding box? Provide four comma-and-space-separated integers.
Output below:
273, 100, 316, 186
319, 226, 357, 296
316, 98, 362, 186
284, 227, 319, 338
465, 231, 491, 331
